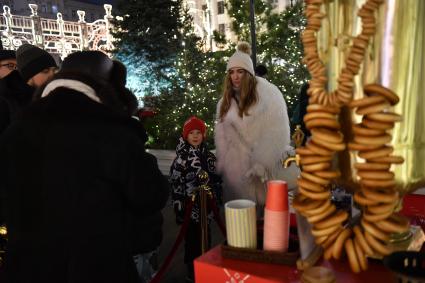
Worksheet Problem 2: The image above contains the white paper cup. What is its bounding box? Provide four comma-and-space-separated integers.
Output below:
225, 199, 257, 249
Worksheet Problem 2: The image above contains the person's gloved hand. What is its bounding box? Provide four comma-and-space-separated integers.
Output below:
173, 201, 185, 225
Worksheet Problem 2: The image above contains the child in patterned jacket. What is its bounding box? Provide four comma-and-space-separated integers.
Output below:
169, 116, 222, 282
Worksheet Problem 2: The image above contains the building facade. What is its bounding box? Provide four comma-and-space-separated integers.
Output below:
184, 0, 295, 51
0, 2, 113, 59
0, 0, 110, 22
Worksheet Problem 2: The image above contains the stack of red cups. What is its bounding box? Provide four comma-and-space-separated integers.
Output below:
263, 180, 290, 252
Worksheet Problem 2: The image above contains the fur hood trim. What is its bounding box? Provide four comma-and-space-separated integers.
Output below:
41, 79, 100, 103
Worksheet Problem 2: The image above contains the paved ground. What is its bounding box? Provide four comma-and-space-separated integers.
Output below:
149, 149, 225, 282
158, 201, 225, 283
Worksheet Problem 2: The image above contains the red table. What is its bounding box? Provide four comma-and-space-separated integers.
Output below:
194, 245, 395, 283
195, 193, 425, 282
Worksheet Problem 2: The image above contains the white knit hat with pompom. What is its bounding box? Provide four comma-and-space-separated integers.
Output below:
226, 42, 255, 76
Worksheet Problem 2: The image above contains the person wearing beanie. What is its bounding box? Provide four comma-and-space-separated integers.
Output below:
0, 49, 34, 134
0, 50, 169, 283
170, 116, 222, 283
0, 50, 17, 79
215, 41, 299, 211
57, 52, 139, 116
16, 44, 57, 88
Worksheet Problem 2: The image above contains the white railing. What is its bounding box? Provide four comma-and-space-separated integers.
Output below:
0, 4, 114, 59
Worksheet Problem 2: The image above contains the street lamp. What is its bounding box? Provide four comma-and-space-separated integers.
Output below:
249, 0, 256, 67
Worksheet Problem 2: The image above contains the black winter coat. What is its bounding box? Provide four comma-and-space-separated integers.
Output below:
0, 80, 169, 283
0, 70, 34, 134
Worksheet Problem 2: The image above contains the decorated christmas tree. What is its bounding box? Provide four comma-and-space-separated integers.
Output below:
142, 8, 230, 149
115, 2, 308, 149
112, 0, 183, 96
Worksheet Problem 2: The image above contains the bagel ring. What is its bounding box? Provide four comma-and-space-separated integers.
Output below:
348, 142, 382, 151
345, 239, 361, 273
364, 231, 392, 256
307, 103, 340, 114
367, 155, 404, 164
353, 134, 392, 146
354, 191, 378, 206
300, 171, 331, 186
299, 186, 331, 200
353, 238, 368, 271
353, 225, 374, 256
362, 118, 394, 130
299, 155, 333, 165
314, 210, 348, 230
307, 204, 336, 223
349, 95, 385, 108
362, 187, 398, 203
361, 219, 390, 242
302, 162, 331, 172
310, 128, 344, 143
306, 141, 334, 156
358, 146, 393, 160
375, 214, 410, 233
292, 195, 323, 213
312, 136, 346, 151
353, 124, 386, 136
364, 83, 399, 105
357, 170, 395, 180
367, 112, 402, 123
306, 118, 341, 130
332, 228, 352, 260
356, 101, 390, 115
354, 162, 390, 171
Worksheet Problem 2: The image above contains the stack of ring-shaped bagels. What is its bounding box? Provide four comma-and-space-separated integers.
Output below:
294, 0, 410, 273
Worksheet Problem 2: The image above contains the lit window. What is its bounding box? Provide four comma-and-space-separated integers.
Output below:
218, 24, 225, 35
217, 1, 224, 14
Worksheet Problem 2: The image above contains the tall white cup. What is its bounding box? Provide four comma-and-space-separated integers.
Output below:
225, 199, 257, 249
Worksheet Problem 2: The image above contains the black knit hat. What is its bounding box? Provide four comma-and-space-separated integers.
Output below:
0, 50, 16, 61
60, 51, 113, 82
16, 44, 57, 82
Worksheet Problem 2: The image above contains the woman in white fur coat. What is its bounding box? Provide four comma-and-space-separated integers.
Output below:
214, 42, 299, 207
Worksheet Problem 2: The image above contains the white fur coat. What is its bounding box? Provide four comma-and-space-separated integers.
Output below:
214, 77, 300, 206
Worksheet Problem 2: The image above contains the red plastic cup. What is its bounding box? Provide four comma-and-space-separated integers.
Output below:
265, 180, 288, 212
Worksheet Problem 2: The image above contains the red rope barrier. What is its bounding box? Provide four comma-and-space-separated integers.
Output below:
149, 192, 226, 283
149, 200, 194, 283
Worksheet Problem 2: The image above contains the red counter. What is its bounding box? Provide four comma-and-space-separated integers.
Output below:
195, 193, 425, 282
194, 245, 396, 283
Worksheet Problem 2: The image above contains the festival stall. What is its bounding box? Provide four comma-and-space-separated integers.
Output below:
195, 0, 425, 281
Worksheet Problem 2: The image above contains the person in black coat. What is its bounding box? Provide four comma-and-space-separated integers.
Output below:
0, 45, 57, 135
0, 70, 34, 134
0, 51, 169, 283
0, 47, 30, 135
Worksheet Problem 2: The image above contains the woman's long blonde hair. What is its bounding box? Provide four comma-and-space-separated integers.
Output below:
219, 70, 258, 120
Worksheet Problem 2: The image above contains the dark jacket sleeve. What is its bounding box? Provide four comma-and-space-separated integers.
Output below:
0, 98, 10, 135
169, 156, 187, 205
169, 156, 187, 223
123, 142, 170, 216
